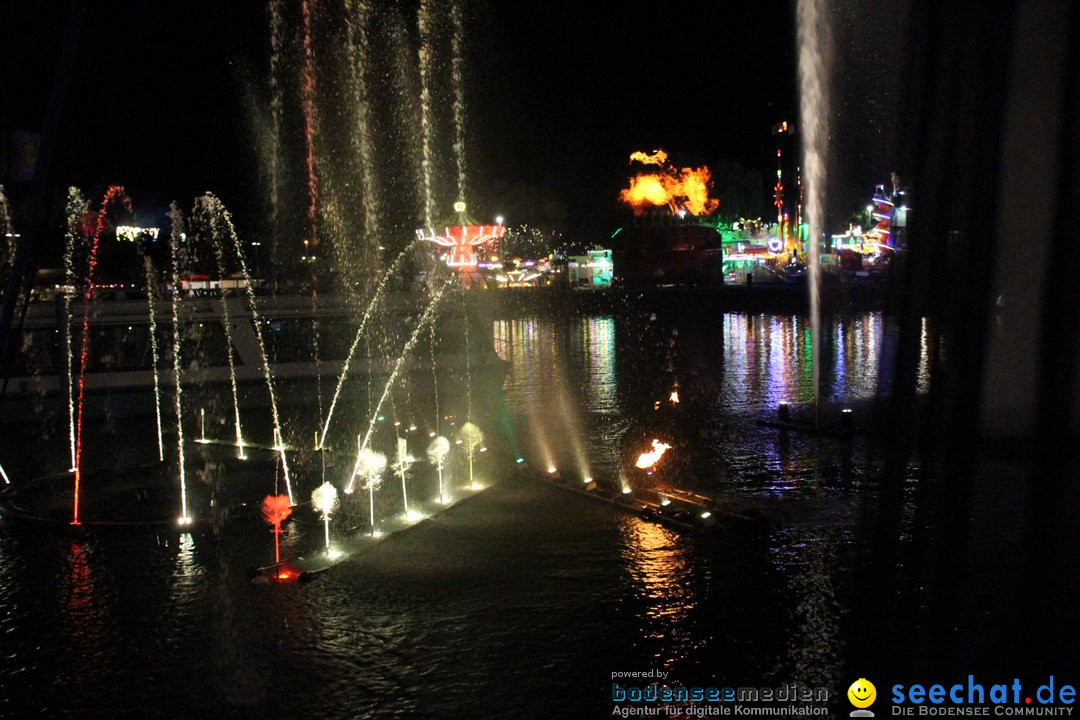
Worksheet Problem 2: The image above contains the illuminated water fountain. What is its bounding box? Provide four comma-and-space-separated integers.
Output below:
458, 421, 483, 490
351, 447, 386, 536
427, 435, 451, 504
798, 0, 830, 426
311, 481, 339, 555
199, 194, 248, 459
71, 186, 131, 525
393, 436, 417, 520
4, 0, 513, 546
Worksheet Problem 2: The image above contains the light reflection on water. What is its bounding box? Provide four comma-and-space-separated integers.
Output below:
495, 311, 912, 496
0, 310, 932, 717
619, 517, 695, 668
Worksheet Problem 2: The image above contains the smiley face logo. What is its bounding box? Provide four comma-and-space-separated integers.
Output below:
848, 678, 876, 709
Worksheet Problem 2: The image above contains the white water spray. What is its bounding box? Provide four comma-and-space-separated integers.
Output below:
417, 0, 437, 226
201, 196, 247, 458
345, 0, 382, 259
393, 435, 416, 518
458, 421, 483, 489
797, 0, 830, 426
343, 276, 454, 497
143, 257, 165, 462
267, 0, 285, 246
450, 0, 467, 203
427, 435, 450, 504
311, 481, 339, 553
319, 243, 415, 448
167, 203, 192, 524
352, 446, 386, 534
202, 193, 293, 503
63, 188, 88, 471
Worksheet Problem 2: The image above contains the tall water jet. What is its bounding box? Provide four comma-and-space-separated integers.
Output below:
458, 421, 483, 490
459, 279, 472, 419
72, 186, 131, 525
167, 203, 193, 525
311, 481, 339, 554
449, 0, 468, 204
427, 435, 450, 504
62, 187, 89, 471
344, 0, 382, 266
201, 193, 293, 503
142, 255, 165, 462
299, 0, 321, 252
267, 0, 285, 258
318, 243, 415, 449
349, 273, 455, 465
797, 0, 831, 426
0, 185, 12, 279
417, 0, 438, 226
393, 435, 416, 519
202, 203, 246, 459
352, 446, 386, 535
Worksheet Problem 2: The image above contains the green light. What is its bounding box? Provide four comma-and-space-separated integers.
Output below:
610, 227, 623, 239
377, 415, 386, 422
515, 457, 525, 464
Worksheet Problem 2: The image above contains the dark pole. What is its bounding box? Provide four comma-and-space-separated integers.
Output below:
0, 0, 86, 401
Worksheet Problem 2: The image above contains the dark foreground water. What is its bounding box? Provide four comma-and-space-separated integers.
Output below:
0, 309, 1071, 719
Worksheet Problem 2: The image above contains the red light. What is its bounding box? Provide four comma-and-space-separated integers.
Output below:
73, 186, 131, 524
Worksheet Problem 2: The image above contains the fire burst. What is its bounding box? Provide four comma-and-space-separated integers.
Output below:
635, 439, 672, 470
619, 149, 719, 216
628, 149, 668, 166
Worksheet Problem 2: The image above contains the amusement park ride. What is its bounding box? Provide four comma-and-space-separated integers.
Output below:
416, 201, 506, 270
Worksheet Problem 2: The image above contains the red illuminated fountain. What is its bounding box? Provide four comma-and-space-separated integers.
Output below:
416, 201, 505, 269
261, 494, 294, 580
72, 186, 132, 525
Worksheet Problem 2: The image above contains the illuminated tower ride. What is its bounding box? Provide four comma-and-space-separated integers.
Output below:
772, 121, 800, 260
416, 201, 506, 270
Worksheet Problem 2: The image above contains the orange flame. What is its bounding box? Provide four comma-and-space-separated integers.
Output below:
635, 439, 672, 470
620, 150, 719, 216
629, 149, 668, 166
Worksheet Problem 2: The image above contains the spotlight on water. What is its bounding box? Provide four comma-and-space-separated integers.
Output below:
404, 510, 428, 524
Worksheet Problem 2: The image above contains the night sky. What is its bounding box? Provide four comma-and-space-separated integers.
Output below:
0, 1, 871, 258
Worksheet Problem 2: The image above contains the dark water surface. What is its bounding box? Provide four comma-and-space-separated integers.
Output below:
1, 310, 1057, 719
